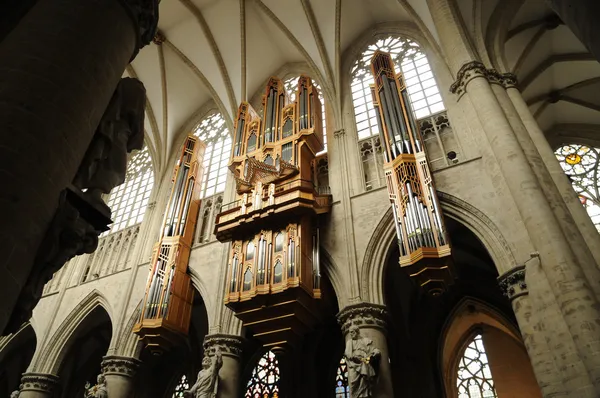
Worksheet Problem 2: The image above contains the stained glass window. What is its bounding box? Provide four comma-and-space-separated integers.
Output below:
351, 36, 445, 140
555, 144, 600, 231
456, 334, 498, 398
284, 76, 327, 152
193, 112, 231, 198
244, 350, 280, 398
172, 374, 190, 398
335, 357, 350, 398
105, 146, 154, 233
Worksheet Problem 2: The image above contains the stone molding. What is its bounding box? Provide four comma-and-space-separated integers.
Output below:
20, 373, 60, 393
117, 0, 160, 57
204, 334, 244, 359
498, 265, 528, 302
101, 356, 141, 378
450, 61, 520, 98
337, 303, 388, 334
333, 128, 346, 138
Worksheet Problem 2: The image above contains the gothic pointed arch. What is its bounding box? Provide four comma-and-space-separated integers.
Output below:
0, 323, 37, 395
37, 289, 113, 375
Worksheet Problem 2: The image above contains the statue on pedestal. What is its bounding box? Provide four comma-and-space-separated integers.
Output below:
345, 325, 381, 398
84, 374, 108, 398
73, 77, 146, 211
184, 348, 223, 398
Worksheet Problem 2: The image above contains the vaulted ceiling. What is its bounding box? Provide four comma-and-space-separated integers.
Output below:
127, 0, 416, 170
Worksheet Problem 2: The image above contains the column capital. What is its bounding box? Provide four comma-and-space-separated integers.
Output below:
20, 373, 60, 394
117, 0, 159, 57
449, 61, 487, 98
498, 265, 528, 301
203, 334, 244, 359
337, 303, 388, 334
501, 73, 519, 89
101, 356, 141, 378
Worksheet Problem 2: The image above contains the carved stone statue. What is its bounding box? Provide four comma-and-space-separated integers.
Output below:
252, 181, 263, 210
184, 348, 223, 398
241, 193, 249, 215
268, 183, 275, 206
345, 325, 381, 398
73, 77, 146, 210
10, 390, 19, 398
84, 374, 108, 398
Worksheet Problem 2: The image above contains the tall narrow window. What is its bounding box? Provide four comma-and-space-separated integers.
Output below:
351, 36, 445, 140
335, 357, 350, 398
193, 112, 231, 198
284, 76, 327, 152
244, 350, 280, 398
105, 146, 154, 233
555, 144, 600, 231
456, 334, 498, 398
172, 374, 190, 397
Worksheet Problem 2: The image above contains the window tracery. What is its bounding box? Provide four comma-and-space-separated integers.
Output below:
172, 374, 190, 397
351, 36, 445, 140
193, 112, 231, 198
284, 76, 327, 152
335, 357, 350, 398
105, 145, 154, 233
245, 350, 280, 398
456, 334, 498, 398
555, 144, 600, 231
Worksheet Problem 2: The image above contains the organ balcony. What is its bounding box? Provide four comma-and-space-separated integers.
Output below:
215, 76, 330, 348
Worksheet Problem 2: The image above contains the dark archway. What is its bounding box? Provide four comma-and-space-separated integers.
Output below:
0, 324, 37, 395
57, 306, 112, 398
134, 289, 209, 398
384, 216, 517, 397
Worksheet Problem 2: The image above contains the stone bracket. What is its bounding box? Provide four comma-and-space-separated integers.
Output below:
498, 264, 528, 302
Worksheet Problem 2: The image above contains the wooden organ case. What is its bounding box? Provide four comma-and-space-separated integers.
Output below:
370, 51, 454, 294
215, 76, 331, 348
133, 136, 206, 352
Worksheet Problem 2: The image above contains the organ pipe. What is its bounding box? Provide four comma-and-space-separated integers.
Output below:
370, 50, 453, 294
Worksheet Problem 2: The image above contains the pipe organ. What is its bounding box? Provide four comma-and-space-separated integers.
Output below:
215, 76, 331, 348
370, 51, 454, 294
134, 136, 205, 352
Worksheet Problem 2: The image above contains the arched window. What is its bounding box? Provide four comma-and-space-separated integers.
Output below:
351, 36, 445, 140
193, 112, 231, 198
105, 145, 154, 233
456, 334, 498, 398
555, 144, 600, 231
335, 357, 350, 398
172, 374, 190, 397
284, 76, 327, 152
245, 350, 280, 398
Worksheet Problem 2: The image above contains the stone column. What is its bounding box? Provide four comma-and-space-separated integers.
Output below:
498, 262, 568, 397
337, 303, 393, 398
203, 334, 244, 398
101, 356, 141, 398
18, 373, 59, 398
0, 0, 157, 334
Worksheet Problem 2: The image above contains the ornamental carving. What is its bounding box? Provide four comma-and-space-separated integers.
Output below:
101, 356, 141, 377
118, 0, 159, 55
333, 128, 346, 139
498, 265, 527, 302
449, 61, 487, 98
19, 373, 60, 393
337, 303, 388, 334
204, 334, 244, 358
501, 73, 518, 89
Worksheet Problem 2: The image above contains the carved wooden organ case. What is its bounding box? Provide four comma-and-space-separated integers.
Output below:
370, 51, 454, 294
215, 76, 331, 348
134, 136, 205, 352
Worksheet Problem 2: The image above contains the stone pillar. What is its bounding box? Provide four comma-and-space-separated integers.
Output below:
101, 356, 141, 398
498, 262, 568, 397
337, 303, 393, 398
503, 76, 600, 273
203, 334, 244, 398
18, 373, 59, 398
0, 0, 157, 334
